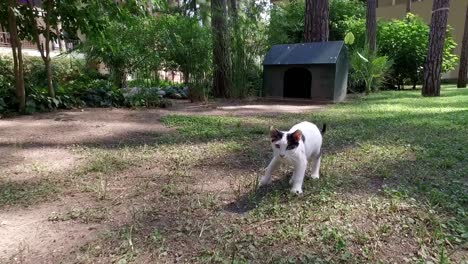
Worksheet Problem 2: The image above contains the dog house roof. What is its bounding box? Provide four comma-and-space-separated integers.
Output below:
263, 41, 345, 65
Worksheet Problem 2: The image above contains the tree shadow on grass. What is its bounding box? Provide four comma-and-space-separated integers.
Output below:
223, 178, 291, 214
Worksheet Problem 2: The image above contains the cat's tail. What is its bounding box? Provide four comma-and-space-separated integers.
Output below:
321, 124, 327, 135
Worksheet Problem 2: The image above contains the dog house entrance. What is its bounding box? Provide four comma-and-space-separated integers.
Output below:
283, 67, 311, 98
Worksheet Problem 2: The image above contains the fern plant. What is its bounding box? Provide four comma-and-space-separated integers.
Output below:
350, 48, 393, 94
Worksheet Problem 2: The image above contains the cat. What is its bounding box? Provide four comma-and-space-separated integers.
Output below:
259, 121, 326, 194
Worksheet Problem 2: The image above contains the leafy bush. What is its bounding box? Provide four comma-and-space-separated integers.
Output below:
122, 87, 174, 108
62, 79, 124, 107
22, 56, 88, 93
155, 14, 212, 100
26, 94, 84, 113
0, 56, 16, 113
347, 14, 459, 88
378, 14, 458, 88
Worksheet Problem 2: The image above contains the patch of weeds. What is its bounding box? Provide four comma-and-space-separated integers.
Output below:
0, 179, 58, 207
191, 193, 220, 210
161, 183, 180, 197
161, 115, 266, 142
320, 227, 348, 253
48, 207, 108, 223
84, 151, 135, 174
146, 228, 168, 258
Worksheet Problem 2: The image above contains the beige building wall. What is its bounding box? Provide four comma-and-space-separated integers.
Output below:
377, 0, 466, 79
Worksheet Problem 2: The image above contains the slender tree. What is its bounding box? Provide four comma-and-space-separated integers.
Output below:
304, 0, 329, 42
6, 0, 26, 113
457, 5, 468, 88
26, 0, 55, 97
366, 0, 377, 52
211, 0, 232, 97
422, 0, 450, 96
406, 0, 412, 13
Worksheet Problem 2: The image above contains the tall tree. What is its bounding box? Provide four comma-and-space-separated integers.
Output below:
6, 0, 26, 113
406, 0, 412, 13
211, 0, 232, 97
26, 0, 55, 97
422, 0, 450, 96
457, 4, 468, 88
366, 0, 377, 52
304, 0, 329, 42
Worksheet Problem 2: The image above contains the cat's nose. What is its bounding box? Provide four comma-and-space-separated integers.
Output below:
280, 154, 285, 158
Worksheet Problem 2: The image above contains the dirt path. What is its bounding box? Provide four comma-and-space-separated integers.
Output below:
0, 100, 325, 263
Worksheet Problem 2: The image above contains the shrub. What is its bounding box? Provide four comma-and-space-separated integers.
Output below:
68, 79, 124, 107
347, 14, 459, 88
0, 56, 16, 113
349, 48, 393, 94
379, 14, 458, 88
26, 94, 84, 113
122, 87, 175, 108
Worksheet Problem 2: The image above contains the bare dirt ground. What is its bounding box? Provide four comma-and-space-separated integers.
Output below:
0, 100, 326, 264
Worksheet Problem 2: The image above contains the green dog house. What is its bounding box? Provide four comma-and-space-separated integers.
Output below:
263, 41, 348, 103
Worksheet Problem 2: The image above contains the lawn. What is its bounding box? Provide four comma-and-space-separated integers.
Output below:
1, 86, 467, 263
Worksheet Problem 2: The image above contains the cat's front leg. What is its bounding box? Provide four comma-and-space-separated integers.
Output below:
290, 158, 307, 194
260, 156, 280, 186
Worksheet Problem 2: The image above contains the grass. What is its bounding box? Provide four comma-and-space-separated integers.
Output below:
4, 86, 467, 263
0, 179, 58, 207
155, 86, 467, 263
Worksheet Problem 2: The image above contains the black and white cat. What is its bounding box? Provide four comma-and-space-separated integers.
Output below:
260, 121, 326, 194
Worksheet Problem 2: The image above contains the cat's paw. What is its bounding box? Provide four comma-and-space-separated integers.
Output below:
310, 174, 320, 180
289, 177, 293, 185
290, 187, 303, 195
259, 176, 272, 186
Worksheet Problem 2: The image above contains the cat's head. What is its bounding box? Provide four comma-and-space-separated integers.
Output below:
270, 126, 303, 158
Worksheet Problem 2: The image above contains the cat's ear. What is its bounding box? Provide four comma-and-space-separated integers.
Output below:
270, 126, 282, 142
292, 130, 302, 142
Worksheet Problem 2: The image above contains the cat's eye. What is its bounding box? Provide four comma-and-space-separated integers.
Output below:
275, 144, 280, 149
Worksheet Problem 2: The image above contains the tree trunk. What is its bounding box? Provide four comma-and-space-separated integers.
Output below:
191, 0, 197, 16
422, 0, 450, 96
457, 5, 468, 88
366, 0, 377, 52
27, 0, 55, 97
211, 0, 232, 98
114, 68, 128, 88
183, 70, 190, 84
8, 0, 26, 113
304, 0, 329, 42
406, 0, 412, 13
44, 0, 54, 97
57, 21, 66, 52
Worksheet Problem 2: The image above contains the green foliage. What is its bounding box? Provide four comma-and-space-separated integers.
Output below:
82, 12, 160, 88
329, 0, 366, 41
25, 93, 84, 113
153, 14, 212, 101
267, 0, 305, 45
350, 49, 393, 94
58, 76, 123, 108
230, 0, 269, 98
156, 15, 212, 84
379, 14, 458, 87
347, 14, 459, 88
268, 0, 365, 46
122, 87, 164, 108
0, 56, 16, 113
